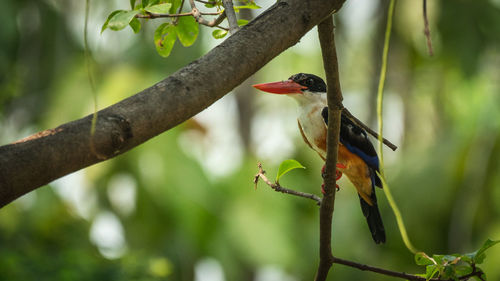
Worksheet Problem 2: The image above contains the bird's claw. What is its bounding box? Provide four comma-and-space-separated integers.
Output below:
321, 183, 341, 194
321, 163, 344, 194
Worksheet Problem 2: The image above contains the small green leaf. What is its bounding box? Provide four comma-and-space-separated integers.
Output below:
143, 0, 156, 7
433, 254, 460, 265
233, 2, 261, 12
455, 265, 473, 277
169, 0, 182, 13
237, 19, 249, 26
129, 17, 141, 33
101, 10, 123, 33
154, 23, 177, 57
441, 264, 456, 280
462, 253, 474, 263
473, 239, 500, 264
212, 29, 227, 39
276, 159, 305, 183
176, 16, 198, 47
107, 10, 141, 31
415, 252, 435, 266
144, 3, 172, 14
425, 265, 439, 280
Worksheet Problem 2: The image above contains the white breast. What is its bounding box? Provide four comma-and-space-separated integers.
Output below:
297, 102, 328, 158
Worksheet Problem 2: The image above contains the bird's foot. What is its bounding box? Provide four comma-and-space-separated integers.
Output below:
336, 163, 347, 170
321, 163, 345, 194
321, 183, 340, 194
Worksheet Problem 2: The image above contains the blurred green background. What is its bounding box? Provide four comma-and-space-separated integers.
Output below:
1, 0, 499, 280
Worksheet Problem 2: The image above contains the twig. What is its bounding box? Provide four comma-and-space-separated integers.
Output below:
254, 163, 322, 205
190, 1, 227, 28
136, 12, 193, 18
342, 107, 398, 151
195, 0, 216, 4
200, 11, 223, 15
173, 0, 186, 24
222, 0, 239, 34
315, 15, 343, 281
331, 256, 483, 281
137, 0, 228, 29
423, 0, 434, 56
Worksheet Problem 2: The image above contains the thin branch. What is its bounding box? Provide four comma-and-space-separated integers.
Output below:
332, 256, 483, 281
200, 11, 223, 15
173, 0, 186, 24
222, 0, 239, 34
136, 12, 194, 18
195, 0, 216, 4
214, 25, 229, 31
137, 0, 227, 28
135, 11, 222, 19
423, 0, 434, 56
315, 15, 343, 281
192, 7, 227, 27
254, 163, 322, 205
342, 107, 398, 151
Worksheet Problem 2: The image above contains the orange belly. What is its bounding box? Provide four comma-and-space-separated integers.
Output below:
337, 143, 374, 205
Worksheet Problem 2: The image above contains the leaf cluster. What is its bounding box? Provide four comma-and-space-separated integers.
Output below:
101, 0, 260, 57
415, 239, 499, 280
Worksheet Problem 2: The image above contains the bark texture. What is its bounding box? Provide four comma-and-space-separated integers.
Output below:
0, 0, 346, 208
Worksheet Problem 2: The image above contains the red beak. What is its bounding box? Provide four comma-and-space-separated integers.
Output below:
252, 80, 306, 94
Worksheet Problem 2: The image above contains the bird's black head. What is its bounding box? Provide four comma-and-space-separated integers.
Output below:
289, 73, 327, 93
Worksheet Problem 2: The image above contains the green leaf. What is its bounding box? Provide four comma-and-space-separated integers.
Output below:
237, 19, 249, 26
472, 239, 500, 264
433, 254, 460, 265
233, 2, 261, 12
415, 252, 435, 266
441, 264, 456, 280
169, 0, 182, 13
425, 265, 439, 280
154, 23, 177, 57
176, 16, 198, 47
144, 3, 172, 14
107, 10, 141, 31
101, 10, 123, 33
142, 0, 155, 7
130, 0, 137, 9
129, 17, 141, 33
212, 29, 227, 39
455, 265, 473, 277
276, 159, 305, 183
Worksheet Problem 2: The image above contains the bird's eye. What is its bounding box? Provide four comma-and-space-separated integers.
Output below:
308, 78, 314, 85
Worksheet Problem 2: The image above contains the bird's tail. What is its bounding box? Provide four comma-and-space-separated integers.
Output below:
359, 195, 386, 244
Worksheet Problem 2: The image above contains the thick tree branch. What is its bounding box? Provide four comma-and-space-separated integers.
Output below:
315, 15, 343, 281
0, 0, 347, 208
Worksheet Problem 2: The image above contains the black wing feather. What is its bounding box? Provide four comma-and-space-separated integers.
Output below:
321, 107, 382, 187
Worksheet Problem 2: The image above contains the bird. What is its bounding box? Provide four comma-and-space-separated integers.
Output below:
253, 73, 386, 244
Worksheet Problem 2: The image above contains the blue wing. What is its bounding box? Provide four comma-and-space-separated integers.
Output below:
321, 107, 382, 187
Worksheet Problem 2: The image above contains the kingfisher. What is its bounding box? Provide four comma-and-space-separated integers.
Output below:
253, 73, 386, 244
